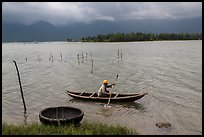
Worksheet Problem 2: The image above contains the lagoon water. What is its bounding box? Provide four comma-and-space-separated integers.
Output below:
2, 40, 202, 135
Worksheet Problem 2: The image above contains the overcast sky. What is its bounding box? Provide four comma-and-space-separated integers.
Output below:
2, 2, 202, 26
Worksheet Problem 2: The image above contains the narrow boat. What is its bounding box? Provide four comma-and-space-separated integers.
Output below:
66, 90, 148, 102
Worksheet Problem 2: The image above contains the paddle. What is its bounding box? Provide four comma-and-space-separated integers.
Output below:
106, 94, 111, 107
112, 74, 119, 89
104, 74, 119, 108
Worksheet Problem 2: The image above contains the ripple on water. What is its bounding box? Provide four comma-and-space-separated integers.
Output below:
2, 41, 202, 135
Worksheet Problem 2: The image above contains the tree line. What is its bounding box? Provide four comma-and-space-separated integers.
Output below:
80, 32, 202, 42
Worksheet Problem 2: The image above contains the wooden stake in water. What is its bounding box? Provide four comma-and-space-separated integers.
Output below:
38, 54, 41, 62
77, 53, 80, 65
91, 59, 93, 74
49, 53, 52, 61
82, 52, 84, 63
60, 53, 63, 61
77, 53, 80, 60
85, 52, 88, 62
13, 61, 27, 113
117, 49, 120, 62
120, 50, 122, 61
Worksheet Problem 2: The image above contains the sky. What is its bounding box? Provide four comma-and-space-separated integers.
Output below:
2, 2, 202, 26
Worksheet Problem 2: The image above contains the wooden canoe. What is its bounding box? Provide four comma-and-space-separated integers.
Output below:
66, 90, 148, 102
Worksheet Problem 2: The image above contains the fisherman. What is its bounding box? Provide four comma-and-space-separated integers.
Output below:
97, 80, 115, 97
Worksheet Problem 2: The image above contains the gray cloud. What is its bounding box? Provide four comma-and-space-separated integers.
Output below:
2, 2, 202, 26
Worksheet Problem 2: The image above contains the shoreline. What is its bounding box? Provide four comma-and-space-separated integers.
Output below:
2, 39, 202, 44
2, 121, 138, 135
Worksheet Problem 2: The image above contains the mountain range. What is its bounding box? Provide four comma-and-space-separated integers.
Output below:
2, 17, 202, 42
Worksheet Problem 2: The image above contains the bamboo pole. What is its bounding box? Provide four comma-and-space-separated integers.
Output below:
13, 61, 27, 113
60, 53, 63, 61
91, 59, 93, 74
120, 50, 122, 61
85, 52, 88, 62
82, 52, 84, 63
117, 49, 120, 62
77, 53, 80, 65
77, 53, 80, 60
37, 54, 39, 61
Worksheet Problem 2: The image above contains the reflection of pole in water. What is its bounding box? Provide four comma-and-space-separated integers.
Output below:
24, 112, 28, 125
90, 52, 92, 58
49, 53, 52, 61
38, 54, 41, 62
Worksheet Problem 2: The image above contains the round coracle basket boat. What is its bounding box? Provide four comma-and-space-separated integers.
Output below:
39, 106, 84, 125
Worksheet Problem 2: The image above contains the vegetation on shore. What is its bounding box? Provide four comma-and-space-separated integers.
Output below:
2, 121, 137, 135
80, 32, 202, 42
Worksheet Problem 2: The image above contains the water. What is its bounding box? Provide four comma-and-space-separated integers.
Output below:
2, 41, 202, 135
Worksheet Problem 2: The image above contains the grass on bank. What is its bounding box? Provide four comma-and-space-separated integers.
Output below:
2, 121, 138, 135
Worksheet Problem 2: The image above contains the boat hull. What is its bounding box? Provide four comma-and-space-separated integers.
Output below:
66, 90, 148, 102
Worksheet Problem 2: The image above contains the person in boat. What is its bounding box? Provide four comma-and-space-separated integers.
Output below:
97, 80, 115, 97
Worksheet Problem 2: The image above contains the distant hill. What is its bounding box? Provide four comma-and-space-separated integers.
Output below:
2, 17, 202, 42
2, 21, 67, 42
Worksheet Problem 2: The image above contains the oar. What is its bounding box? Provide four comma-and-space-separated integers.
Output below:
107, 94, 111, 106
104, 94, 112, 108
112, 74, 119, 89
116, 74, 119, 81
105, 74, 119, 108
